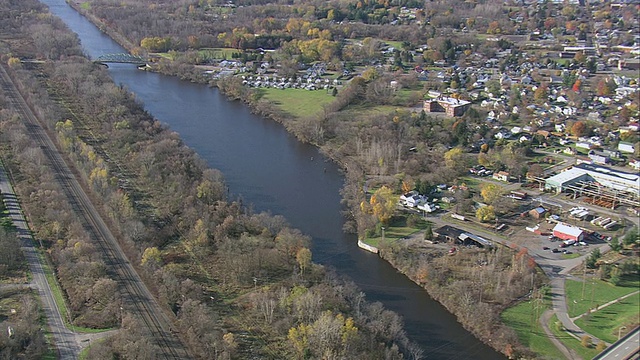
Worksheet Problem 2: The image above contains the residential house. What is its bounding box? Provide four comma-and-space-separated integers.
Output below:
493, 171, 510, 182
588, 150, 609, 165
576, 142, 592, 150
618, 142, 636, 153
602, 149, 621, 159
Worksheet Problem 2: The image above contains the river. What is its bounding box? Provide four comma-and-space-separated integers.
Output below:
40, 1, 503, 358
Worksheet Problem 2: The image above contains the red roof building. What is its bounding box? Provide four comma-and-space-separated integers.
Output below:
552, 222, 584, 241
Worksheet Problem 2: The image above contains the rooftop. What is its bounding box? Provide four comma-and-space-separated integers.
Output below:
553, 222, 583, 237
433, 97, 471, 107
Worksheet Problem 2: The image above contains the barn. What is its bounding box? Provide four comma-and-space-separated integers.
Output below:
552, 222, 584, 241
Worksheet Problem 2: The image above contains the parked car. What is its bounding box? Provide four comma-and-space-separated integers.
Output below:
552, 248, 560, 253
543, 246, 550, 250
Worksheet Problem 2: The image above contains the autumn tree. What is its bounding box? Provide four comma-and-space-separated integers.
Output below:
296, 247, 312, 276
596, 78, 616, 96
480, 183, 503, 205
444, 147, 466, 173
476, 206, 496, 222
401, 178, 415, 194
369, 186, 397, 224
275, 228, 311, 260
534, 84, 549, 103
571, 121, 588, 137
527, 164, 544, 179
141, 247, 162, 269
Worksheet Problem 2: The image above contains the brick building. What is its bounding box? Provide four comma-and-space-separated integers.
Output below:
423, 97, 471, 117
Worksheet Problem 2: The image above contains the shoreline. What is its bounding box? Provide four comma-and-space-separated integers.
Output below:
61, 3, 516, 357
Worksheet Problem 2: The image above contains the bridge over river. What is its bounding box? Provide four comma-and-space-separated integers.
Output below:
93, 53, 148, 65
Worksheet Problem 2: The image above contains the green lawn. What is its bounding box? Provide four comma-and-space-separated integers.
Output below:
257, 88, 335, 118
501, 297, 565, 360
575, 292, 639, 344
550, 314, 602, 359
384, 40, 404, 50
343, 103, 400, 117
362, 216, 429, 248
565, 278, 640, 318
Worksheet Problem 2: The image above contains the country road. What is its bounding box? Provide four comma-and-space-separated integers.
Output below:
0, 64, 190, 359
0, 164, 80, 359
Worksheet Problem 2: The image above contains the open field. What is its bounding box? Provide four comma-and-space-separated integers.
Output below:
257, 88, 335, 118
565, 277, 640, 318
575, 292, 639, 344
362, 216, 430, 248
501, 297, 566, 360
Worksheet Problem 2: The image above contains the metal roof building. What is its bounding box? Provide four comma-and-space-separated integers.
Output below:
552, 222, 584, 241
545, 163, 640, 207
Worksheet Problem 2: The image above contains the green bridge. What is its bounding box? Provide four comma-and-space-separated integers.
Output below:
93, 53, 147, 65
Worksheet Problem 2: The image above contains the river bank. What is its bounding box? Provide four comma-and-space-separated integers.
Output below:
60, 2, 518, 357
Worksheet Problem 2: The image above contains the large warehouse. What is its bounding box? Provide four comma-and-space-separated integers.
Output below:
552, 222, 584, 241
544, 163, 640, 207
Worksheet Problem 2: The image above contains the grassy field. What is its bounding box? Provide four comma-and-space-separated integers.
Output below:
575, 292, 639, 344
362, 216, 429, 248
343, 104, 404, 118
501, 296, 566, 359
550, 314, 602, 359
257, 88, 335, 118
565, 277, 640, 318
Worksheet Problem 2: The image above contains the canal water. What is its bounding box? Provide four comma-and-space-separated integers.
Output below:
40, 1, 504, 358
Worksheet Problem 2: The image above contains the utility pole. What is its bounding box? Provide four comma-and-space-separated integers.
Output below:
582, 265, 586, 300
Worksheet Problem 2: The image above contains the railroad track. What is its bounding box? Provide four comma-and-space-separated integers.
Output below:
0, 64, 190, 359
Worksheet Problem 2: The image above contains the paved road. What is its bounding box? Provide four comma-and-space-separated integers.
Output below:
540, 309, 580, 360
594, 327, 640, 360
0, 163, 80, 359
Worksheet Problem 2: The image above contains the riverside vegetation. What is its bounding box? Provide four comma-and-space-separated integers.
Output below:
0, 0, 423, 358
62, 0, 565, 357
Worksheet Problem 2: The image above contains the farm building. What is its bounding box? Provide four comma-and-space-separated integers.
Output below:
552, 222, 584, 241
433, 225, 464, 243
528, 207, 547, 219
458, 233, 493, 248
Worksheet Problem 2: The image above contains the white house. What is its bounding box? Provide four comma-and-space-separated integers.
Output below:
417, 202, 439, 213
619, 142, 636, 154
